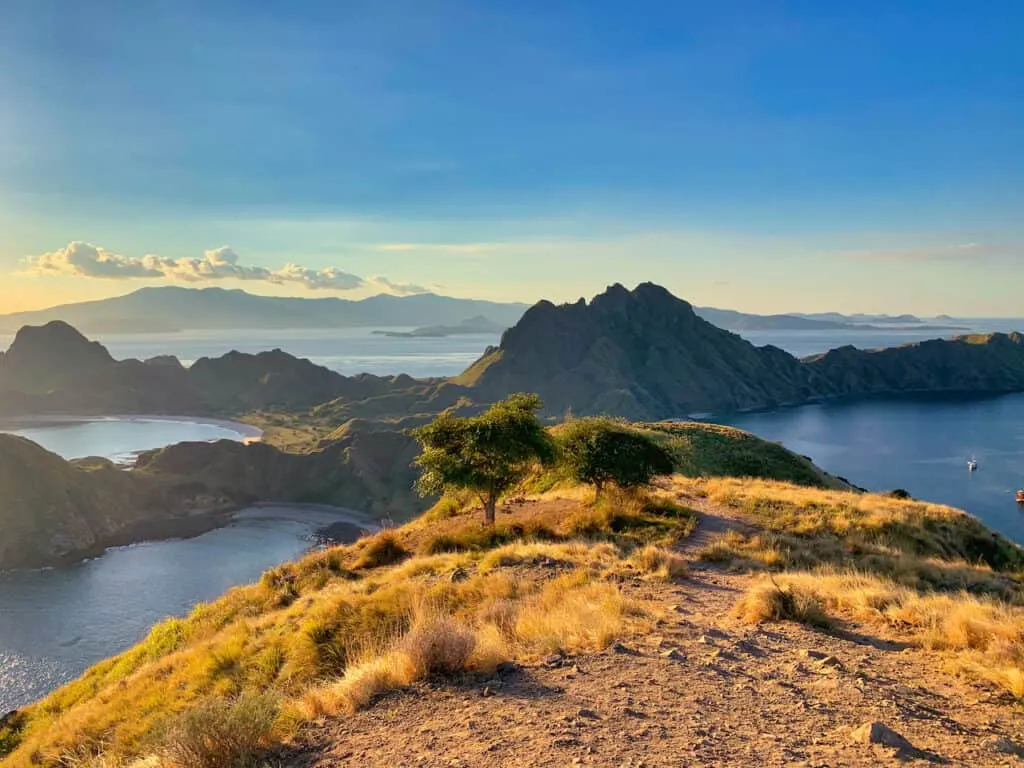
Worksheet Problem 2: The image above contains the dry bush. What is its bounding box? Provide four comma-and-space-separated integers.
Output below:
627, 546, 689, 580
732, 578, 831, 628
352, 530, 410, 570
402, 615, 477, 676
740, 570, 1024, 697
160, 692, 279, 768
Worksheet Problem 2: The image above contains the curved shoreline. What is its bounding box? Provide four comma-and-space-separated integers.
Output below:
0, 413, 264, 442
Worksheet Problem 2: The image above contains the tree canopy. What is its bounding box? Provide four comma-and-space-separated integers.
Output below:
412, 393, 555, 525
556, 417, 675, 494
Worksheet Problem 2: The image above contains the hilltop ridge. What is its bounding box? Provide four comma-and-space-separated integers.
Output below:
459, 283, 1024, 419
3, 455, 1023, 767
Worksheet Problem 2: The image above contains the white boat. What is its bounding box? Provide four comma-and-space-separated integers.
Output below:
968, 458, 978, 472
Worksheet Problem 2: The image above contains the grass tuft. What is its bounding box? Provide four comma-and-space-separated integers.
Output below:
352, 530, 410, 570
160, 692, 280, 768
732, 577, 832, 628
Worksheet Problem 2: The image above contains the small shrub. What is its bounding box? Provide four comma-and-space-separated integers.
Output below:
732, 579, 832, 628
402, 615, 477, 675
0, 712, 25, 757
557, 418, 675, 494
628, 546, 689, 580
160, 692, 279, 768
353, 531, 410, 570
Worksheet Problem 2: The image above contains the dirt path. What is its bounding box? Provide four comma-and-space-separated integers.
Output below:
673, 491, 756, 556
283, 566, 1024, 767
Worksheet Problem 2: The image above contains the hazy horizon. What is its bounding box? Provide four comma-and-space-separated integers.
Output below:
2, 2, 1021, 316
1, 283, 1022, 322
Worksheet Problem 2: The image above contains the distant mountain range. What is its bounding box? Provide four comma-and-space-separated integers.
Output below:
0, 286, 968, 335
0, 284, 1022, 425
693, 307, 965, 332
0, 287, 530, 334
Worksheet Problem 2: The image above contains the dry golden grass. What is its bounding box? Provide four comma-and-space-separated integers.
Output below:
351, 530, 410, 570
1, 490, 666, 768
514, 575, 648, 658
159, 692, 280, 768
735, 570, 1024, 696
627, 546, 689, 581
297, 574, 644, 717
681, 476, 1024, 600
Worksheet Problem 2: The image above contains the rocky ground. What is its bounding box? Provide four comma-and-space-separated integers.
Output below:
279, 500, 1024, 768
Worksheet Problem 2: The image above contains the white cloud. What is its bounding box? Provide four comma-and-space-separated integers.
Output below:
370, 276, 431, 294
270, 263, 365, 291
20, 242, 426, 294
27, 241, 170, 279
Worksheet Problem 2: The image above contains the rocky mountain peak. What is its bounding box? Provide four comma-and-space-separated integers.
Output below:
0, 321, 115, 392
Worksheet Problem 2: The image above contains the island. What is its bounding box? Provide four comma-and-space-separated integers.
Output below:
371, 315, 507, 338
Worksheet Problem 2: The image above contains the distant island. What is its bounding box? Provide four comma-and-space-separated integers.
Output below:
0, 285, 976, 336
694, 306, 967, 333
0, 286, 530, 335
371, 315, 506, 338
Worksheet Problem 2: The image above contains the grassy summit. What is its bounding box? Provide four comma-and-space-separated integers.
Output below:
2, 410, 1023, 766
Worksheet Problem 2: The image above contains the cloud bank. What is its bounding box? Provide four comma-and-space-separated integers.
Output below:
22, 242, 429, 294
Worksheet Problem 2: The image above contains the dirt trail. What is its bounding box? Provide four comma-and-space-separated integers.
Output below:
281, 498, 1024, 768
673, 492, 756, 556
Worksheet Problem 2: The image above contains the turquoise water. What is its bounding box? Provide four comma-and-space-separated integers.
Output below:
723, 393, 1024, 545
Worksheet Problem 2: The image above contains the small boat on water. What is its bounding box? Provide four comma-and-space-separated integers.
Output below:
968, 458, 978, 472
1016, 490, 1024, 504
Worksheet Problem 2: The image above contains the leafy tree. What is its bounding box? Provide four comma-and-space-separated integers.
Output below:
413, 393, 556, 525
557, 417, 675, 495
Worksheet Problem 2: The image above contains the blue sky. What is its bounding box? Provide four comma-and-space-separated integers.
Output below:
1, 0, 1021, 314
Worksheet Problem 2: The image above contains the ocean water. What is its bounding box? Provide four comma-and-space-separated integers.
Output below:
0, 504, 378, 713
0, 416, 261, 463
0, 327, 502, 379
722, 393, 1024, 545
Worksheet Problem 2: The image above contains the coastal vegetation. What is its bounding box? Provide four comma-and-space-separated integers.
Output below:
412, 394, 556, 525
555, 416, 675, 495
2, 399, 1023, 767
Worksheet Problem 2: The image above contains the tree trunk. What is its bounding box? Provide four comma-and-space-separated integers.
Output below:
483, 495, 497, 526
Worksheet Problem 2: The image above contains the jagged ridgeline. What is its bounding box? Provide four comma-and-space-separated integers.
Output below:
2, 283, 1024, 421
457, 283, 1024, 419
